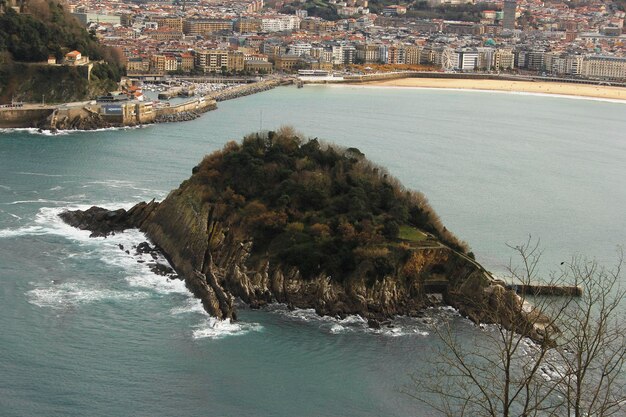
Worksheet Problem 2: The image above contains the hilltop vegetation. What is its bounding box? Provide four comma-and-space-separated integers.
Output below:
0, 0, 123, 103
405, 2, 499, 22
0, 1, 108, 62
280, 0, 341, 21
184, 127, 469, 283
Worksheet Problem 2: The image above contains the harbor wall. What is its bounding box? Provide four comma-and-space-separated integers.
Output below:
155, 98, 216, 117
0, 107, 55, 128
340, 72, 528, 83
207, 79, 292, 101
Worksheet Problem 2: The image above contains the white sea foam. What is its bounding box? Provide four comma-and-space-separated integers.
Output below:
0, 224, 46, 238
81, 180, 164, 196
0, 128, 43, 135
0, 209, 22, 220
9, 202, 263, 340
170, 298, 207, 315
0, 203, 139, 240
267, 304, 430, 337
192, 317, 263, 340
0, 125, 151, 136
26, 282, 150, 308
3, 204, 440, 340
15, 171, 66, 177
126, 274, 188, 295
0, 206, 92, 240
5, 199, 73, 205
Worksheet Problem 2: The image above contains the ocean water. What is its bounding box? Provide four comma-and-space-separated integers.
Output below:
0, 85, 625, 416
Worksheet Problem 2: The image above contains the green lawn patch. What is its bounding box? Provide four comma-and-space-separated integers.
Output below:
399, 225, 427, 242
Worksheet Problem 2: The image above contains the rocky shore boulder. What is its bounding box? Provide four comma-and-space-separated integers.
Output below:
60, 200, 159, 237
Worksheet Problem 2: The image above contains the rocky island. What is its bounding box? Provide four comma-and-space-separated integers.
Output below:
60, 129, 550, 340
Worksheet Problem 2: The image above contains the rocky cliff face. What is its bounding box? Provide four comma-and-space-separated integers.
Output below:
60, 191, 551, 342
59, 134, 553, 342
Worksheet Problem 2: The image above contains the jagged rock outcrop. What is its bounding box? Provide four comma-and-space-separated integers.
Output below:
60, 196, 550, 341
36, 109, 114, 131
59, 200, 159, 237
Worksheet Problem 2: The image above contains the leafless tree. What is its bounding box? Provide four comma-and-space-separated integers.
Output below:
551, 253, 625, 417
407, 240, 625, 417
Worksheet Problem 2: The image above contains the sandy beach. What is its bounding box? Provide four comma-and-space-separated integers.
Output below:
364, 77, 626, 101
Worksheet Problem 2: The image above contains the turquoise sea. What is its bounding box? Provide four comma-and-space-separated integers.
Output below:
1, 85, 625, 416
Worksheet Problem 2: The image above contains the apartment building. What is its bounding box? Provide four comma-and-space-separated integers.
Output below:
151, 16, 183, 32
228, 51, 245, 72
273, 55, 303, 71
581, 55, 626, 79
126, 57, 150, 74
544, 53, 584, 75
260, 16, 300, 32
179, 53, 195, 72
405, 45, 422, 65
288, 43, 312, 56
457, 50, 480, 70
148, 29, 184, 41
184, 19, 234, 35
493, 49, 515, 70
235, 18, 261, 33
195, 49, 229, 72
386, 45, 406, 64
355, 43, 380, 63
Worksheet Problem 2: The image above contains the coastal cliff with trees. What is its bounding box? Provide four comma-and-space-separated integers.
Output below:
0, 0, 123, 104
60, 129, 552, 340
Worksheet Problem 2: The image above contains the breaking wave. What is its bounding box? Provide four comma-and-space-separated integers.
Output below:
11, 202, 263, 340
192, 317, 263, 340
265, 305, 436, 337
26, 282, 150, 308
0, 125, 151, 136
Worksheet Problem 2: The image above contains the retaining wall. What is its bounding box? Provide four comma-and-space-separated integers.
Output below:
0, 107, 55, 128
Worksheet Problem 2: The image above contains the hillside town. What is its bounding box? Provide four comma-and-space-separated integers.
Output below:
51, 0, 626, 80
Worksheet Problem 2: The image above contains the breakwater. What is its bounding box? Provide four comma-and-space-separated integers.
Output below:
155, 110, 203, 123
154, 97, 217, 123
207, 78, 292, 102
508, 284, 583, 297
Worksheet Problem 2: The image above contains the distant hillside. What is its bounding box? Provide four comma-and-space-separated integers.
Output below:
280, 0, 341, 21
0, 0, 124, 103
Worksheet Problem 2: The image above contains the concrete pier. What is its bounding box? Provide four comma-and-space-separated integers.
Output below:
0, 106, 56, 128
507, 284, 583, 297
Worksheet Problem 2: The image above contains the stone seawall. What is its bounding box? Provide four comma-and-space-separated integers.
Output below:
154, 98, 217, 123
0, 107, 56, 128
207, 79, 292, 102
341, 72, 529, 83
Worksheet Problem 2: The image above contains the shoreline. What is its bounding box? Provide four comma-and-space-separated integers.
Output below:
0, 78, 291, 132
357, 77, 626, 102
